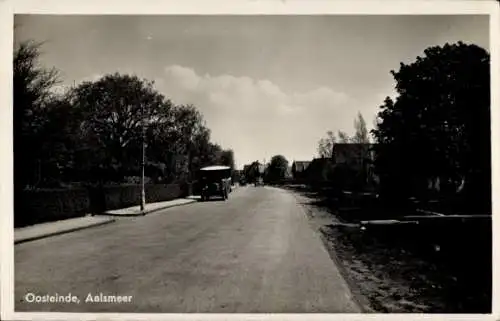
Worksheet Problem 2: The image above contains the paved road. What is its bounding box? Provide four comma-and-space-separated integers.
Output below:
15, 186, 361, 313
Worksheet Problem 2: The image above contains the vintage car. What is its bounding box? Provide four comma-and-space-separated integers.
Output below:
254, 177, 264, 186
199, 165, 232, 201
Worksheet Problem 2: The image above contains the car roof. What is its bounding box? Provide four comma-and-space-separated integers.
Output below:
200, 165, 231, 171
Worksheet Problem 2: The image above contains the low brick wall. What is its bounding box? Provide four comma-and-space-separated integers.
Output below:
15, 183, 190, 227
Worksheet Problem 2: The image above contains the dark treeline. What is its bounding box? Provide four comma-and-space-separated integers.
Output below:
14, 40, 235, 190
372, 42, 491, 213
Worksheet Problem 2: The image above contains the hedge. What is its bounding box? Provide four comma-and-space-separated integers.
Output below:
15, 183, 191, 228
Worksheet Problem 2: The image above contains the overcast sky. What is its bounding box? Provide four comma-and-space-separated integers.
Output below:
14, 15, 489, 169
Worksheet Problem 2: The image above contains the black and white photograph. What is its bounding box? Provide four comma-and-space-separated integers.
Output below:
2, 0, 498, 319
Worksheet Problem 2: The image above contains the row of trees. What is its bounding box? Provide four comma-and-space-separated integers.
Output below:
315, 41, 490, 212
14, 41, 235, 190
241, 161, 263, 183
241, 155, 290, 185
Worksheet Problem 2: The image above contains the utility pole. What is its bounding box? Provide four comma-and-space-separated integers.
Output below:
140, 103, 146, 213
261, 158, 266, 183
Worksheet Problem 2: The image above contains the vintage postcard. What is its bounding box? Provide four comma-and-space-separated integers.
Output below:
1, 0, 499, 320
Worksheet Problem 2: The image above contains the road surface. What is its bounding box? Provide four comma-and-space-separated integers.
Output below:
15, 186, 361, 313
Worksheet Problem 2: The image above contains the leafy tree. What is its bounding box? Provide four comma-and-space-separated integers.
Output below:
372, 42, 490, 213
219, 149, 235, 170
71, 73, 169, 181
14, 40, 61, 188
205, 143, 223, 167
265, 155, 289, 183
13, 43, 235, 189
317, 131, 336, 158
169, 104, 206, 181
242, 164, 251, 181
244, 161, 261, 183
146, 102, 220, 183
146, 99, 178, 182
216, 148, 236, 183
189, 129, 218, 170
37, 94, 87, 184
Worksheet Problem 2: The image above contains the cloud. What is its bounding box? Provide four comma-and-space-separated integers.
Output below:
155, 65, 365, 167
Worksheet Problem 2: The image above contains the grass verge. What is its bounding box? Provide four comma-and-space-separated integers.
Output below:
291, 186, 491, 313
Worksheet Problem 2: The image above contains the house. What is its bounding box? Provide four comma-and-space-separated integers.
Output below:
331, 143, 376, 168
291, 161, 311, 180
331, 143, 378, 190
304, 158, 335, 185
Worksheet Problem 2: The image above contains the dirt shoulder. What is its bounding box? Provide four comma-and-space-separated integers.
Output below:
290, 187, 491, 313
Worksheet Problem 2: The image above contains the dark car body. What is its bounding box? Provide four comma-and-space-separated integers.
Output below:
199, 165, 232, 201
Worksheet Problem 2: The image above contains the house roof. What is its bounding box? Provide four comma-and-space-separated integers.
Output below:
293, 161, 311, 172
309, 157, 334, 166
332, 143, 376, 162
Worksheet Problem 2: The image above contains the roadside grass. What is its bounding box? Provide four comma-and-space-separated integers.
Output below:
321, 224, 491, 313
287, 185, 492, 313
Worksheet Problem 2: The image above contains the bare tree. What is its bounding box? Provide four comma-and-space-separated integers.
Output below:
337, 130, 350, 143
317, 130, 336, 158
